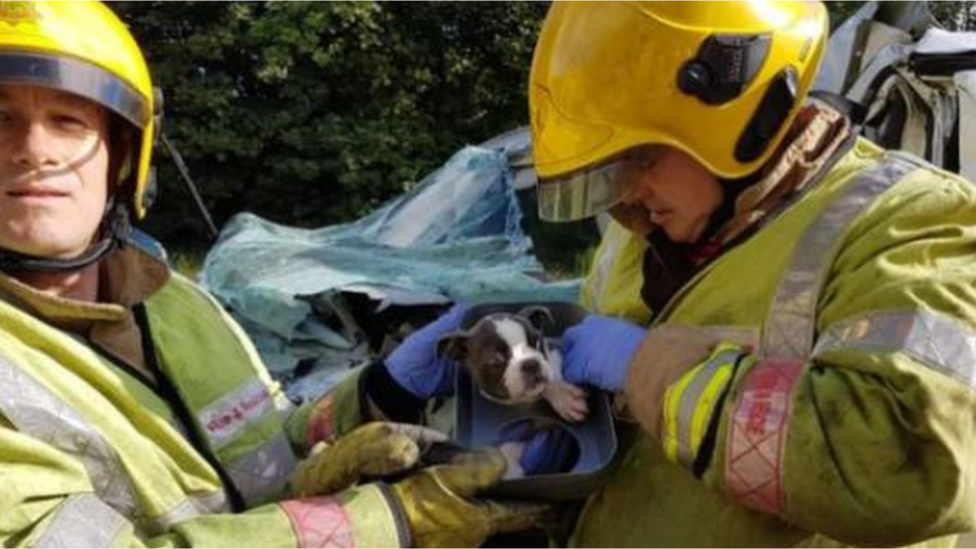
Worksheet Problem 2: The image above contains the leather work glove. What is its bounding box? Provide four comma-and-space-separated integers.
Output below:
389, 449, 554, 547
290, 422, 448, 497
386, 304, 469, 399
562, 314, 646, 392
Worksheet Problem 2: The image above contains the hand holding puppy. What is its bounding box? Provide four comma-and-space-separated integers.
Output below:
561, 315, 647, 392
385, 304, 470, 399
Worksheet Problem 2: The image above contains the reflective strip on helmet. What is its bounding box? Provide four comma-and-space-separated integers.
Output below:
31, 493, 130, 548
725, 152, 921, 517
813, 310, 976, 387
0, 52, 148, 128
223, 432, 296, 507
662, 343, 740, 467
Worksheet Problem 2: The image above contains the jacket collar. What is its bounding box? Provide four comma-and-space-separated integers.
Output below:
0, 243, 171, 327
715, 100, 853, 245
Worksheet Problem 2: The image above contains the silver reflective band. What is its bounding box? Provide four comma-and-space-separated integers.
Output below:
0, 353, 141, 523
32, 494, 130, 548
675, 348, 740, 465
198, 379, 275, 449
761, 152, 921, 359
0, 52, 149, 128
187, 280, 298, 506
728, 152, 922, 516
814, 310, 976, 387
0, 351, 230, 534
224, 432, 296, 507
537, 157, 630, 222
156, 490, 230, 530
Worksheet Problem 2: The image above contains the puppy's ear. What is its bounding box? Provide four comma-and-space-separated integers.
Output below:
436, 332, 469, 362
518, 305, 555, 333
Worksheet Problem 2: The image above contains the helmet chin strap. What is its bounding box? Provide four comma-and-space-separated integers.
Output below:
0, 202, 133, 274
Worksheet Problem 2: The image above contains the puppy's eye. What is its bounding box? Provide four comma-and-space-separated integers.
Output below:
493, 352, 507, 364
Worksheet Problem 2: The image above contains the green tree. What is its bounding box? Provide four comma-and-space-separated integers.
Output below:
114, 1, 975, 254
112, 2, 548, 248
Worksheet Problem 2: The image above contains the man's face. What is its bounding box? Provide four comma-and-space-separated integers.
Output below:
618, 147, 723, 243
0, 84, 112, 259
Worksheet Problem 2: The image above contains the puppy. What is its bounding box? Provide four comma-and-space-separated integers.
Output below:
437, 306, 588, 422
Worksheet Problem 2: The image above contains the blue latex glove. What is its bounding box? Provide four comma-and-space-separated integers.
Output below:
519, 426, 577, 475
499, 422, 577, 476
386, 304, 469, 399
561, 315, 646, 392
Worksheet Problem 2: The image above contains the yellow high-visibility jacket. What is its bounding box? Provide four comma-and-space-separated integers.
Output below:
573, 139, 976, 547
0, 263, 404, 547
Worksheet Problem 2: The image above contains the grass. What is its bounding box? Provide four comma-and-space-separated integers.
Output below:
169, 247, 208, 280
542, 245, 598, 281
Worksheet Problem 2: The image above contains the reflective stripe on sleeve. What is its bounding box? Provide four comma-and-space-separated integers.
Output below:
280, 497, 355, 548
180, 279, 299, 508
199, 379, 276, 449
814, 309, 976, 387
760, 153, 919, 361
0, 353, 142, 523
662, 344, 741, 466
31, 493, 131, 548
279, 484, 408, 548
725, 152, 921, 516
224, 432, 297, 507
0, 351, 230, 534
155, 490, 230, 530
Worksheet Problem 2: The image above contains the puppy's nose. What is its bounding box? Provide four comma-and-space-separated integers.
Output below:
521, 360, 544, 384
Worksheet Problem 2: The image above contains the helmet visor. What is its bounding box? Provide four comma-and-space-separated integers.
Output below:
537, 146, 662, 223
537, 159, 627, 222
0, 51, 148, 129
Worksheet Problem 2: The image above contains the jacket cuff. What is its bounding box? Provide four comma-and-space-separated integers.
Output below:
659, 342, 746, 471
363, 361, 426, 424
279, 484, 409, 548
287, 366, 370, 451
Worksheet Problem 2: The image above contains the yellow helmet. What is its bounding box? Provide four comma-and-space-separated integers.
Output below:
530, 1, 828, 222
0, 1, 157, 219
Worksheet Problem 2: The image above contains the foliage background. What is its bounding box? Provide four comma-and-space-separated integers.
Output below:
112, 2, 976, 254
113, 2, 548, 249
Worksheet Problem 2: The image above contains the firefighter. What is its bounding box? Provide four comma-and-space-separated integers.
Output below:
526, 1, 976, 546
0, 2, 547, 546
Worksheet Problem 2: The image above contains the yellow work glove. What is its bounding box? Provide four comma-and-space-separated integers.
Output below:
389, 449, 554, 548
290, 421, 447, 497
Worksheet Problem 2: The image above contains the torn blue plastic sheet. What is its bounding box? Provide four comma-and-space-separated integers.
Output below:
201, 141, 580, 399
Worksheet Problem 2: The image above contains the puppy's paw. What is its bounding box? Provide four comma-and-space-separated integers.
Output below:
544, 380, 589, 422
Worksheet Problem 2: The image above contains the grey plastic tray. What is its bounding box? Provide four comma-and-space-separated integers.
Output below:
453, 302, 617, 500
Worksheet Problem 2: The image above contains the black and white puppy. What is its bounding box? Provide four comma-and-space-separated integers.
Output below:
437, 306, 588, 422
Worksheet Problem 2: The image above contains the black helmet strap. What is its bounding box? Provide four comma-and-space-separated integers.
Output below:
0, 201, 133, 274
